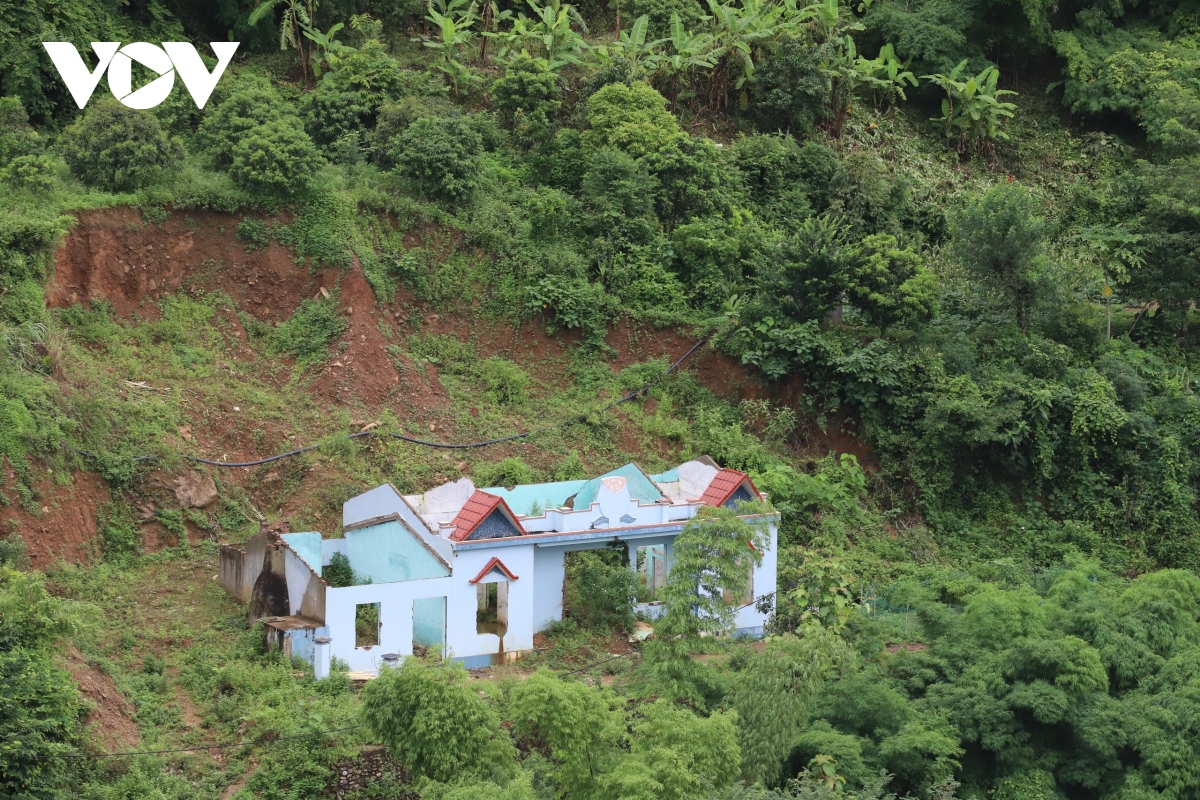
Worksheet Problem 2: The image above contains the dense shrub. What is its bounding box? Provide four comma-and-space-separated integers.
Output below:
198, 85, 287, 168
372, 96, 461, 167
0, 96, 41, 164
492, 55, 561, 141
392, 116, 482, 204
751, 37, 828, 133
1, 153, 56, 191
227, 118, 324, 196
479, 357, 530, 405
57, 101, 181, 191
474, 457, 537, 488
582, 81, 680, 157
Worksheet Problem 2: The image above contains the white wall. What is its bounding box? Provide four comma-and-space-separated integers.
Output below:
322, 543, 537, 673
733, 521, 778, 633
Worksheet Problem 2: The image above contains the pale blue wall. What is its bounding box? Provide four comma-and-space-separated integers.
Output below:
281, 532, 323, 573
412, 596, 446, 649
481, 480, 587, 516
345, 520, 450, 584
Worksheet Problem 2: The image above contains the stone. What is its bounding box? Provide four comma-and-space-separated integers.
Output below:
174, 471, 218, 509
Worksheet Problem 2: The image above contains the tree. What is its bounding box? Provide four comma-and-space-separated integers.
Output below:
228, 117, 324, 196
393, 116, 483, 204
731, 628, 856, 786
951, 182, 1047, 330
755, 216, 850, 323
57, 101, 181, 192
361, 660, 518, 784
506, 670, 625, 797
845, 233, 937, 333
248, 0, 320, 81
492, 54, 561, 141
627, 698, 743, 798
582, 82, 680, 157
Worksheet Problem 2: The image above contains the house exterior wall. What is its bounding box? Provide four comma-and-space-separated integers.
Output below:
321, 543, 537, 673
345, 520, 450, 584
732, 521, 778, 637
532, 546, 566, 632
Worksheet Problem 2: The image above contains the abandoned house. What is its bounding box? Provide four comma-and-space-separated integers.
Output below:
219, 457, 778, 676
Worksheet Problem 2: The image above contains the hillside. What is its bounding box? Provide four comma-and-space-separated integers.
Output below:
3, 0, 1200, 798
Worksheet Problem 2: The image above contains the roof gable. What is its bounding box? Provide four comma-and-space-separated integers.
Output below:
469, 557, 520, 583
449, 491, 526, 542
699, 468, 760, 508
569, 463, 666, 509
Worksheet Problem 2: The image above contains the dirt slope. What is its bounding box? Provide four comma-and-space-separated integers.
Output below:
14, 206, 871, 567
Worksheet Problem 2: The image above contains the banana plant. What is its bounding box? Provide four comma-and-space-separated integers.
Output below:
302, 21, 344, 78
854, 43, 916, 110
248, 0, 318, 81
659, 12, 718, 104
705, 0, 806, 109
922, 59, 1018, 156
489, 0, 589, 72
417, 2, 482, 93
821, 36, 913, 137
592, 14, 665, 74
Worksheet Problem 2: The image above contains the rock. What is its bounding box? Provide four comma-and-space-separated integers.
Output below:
177, 425, 193, 441
174, 471, 218, 509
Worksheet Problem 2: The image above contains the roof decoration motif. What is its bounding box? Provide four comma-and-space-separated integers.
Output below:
568, 463, 666, 509
469, 557, 520, 584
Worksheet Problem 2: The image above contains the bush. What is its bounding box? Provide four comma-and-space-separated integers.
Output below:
198, 85, 288, 169
582, 82, 680, 157
479, 357, 530, 405
0, 96, 42, 164
952, 182, 1048, 330
236, 218, 272, 251
271, 295, 346, 365
474, 457, 536, 488
228, 118, 324, 196
492, 55, 561, 141
57, 100, 181, 191
98, 502, 141, 565
304, 82, 373, 148
393, 116, 482, 204
751, 37, 828, 133
564, 548, 636, 629
372, 96, 460, 167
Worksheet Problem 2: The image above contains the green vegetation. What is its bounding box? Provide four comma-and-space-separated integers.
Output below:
2, 0, 1200, 796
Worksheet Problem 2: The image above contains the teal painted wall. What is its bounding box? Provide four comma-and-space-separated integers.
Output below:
345, 520, 450, 584
281, 532, 322, 573
572, 463, 665, 508
412, 596, 446, 649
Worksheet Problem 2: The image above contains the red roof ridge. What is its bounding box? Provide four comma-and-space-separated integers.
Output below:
469, 556, 520, 583
698, 468, 760, 507
448, 490, 524, 542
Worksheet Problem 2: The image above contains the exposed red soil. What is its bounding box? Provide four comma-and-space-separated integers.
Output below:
64, 644, 139, 752
33, 206, 879, 560
49, 208, 318, 324
0, 470, 108, 569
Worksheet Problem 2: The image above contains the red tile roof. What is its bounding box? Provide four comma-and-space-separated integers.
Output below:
448, 491, 523, 542
699, 468, 760, 507
469, 557, 520, 584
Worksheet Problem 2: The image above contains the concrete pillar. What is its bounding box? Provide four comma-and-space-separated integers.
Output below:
313, 636, 331, 680
663, 539, 674, 578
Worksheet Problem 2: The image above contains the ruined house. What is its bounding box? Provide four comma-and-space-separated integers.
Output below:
219, 458, 778, 676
